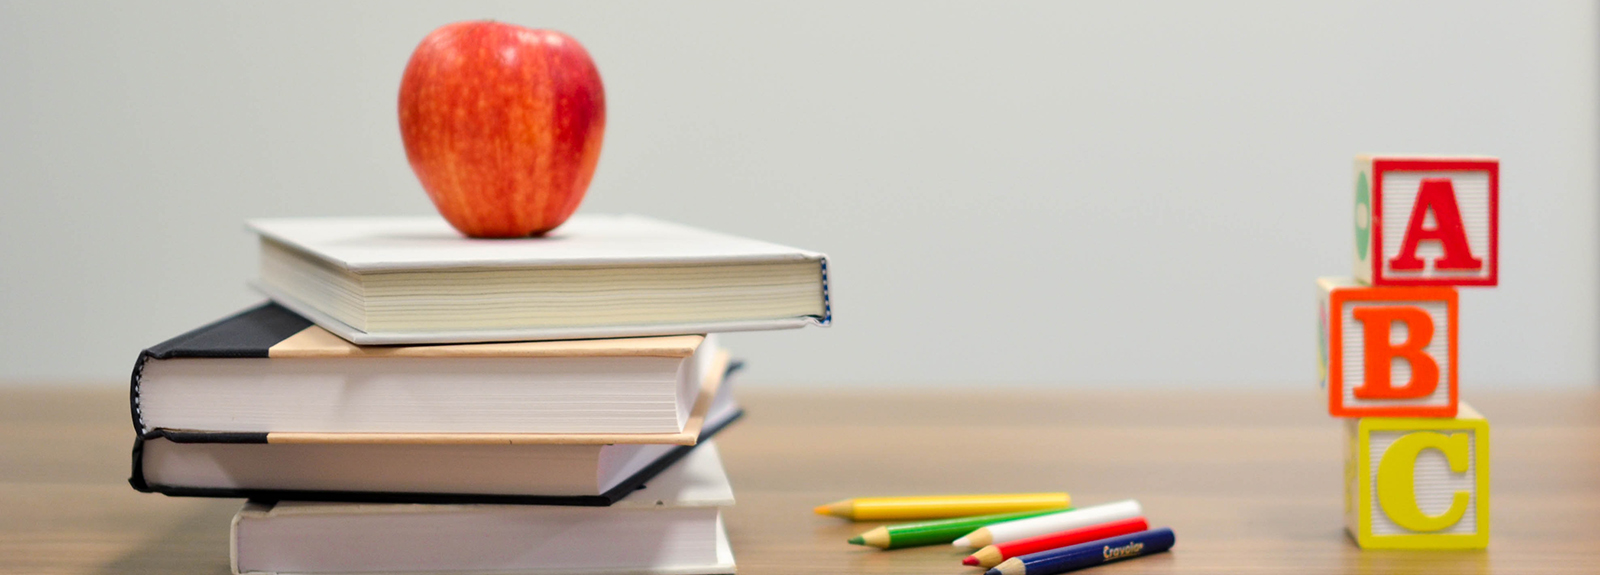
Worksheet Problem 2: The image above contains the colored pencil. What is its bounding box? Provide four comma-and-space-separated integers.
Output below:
963, 517, 1149, 568
849, 508, 1072, 549
815, 493, 1071, 521
953, 499, 1140, 548
985, 528, 1175, 575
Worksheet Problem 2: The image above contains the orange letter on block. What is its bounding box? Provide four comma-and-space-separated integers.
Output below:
1352, 306, 1437, 399
1389, 178, 1483, 272
1321, 278, 1458, 417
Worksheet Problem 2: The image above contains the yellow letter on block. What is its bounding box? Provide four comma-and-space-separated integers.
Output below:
1344, 402, 1489, 549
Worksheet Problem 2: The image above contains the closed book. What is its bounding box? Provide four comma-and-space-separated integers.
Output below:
249, 214, 831, 345
132, 303, 722, 437
231, 442, 737, 575
129, 370, 742, 506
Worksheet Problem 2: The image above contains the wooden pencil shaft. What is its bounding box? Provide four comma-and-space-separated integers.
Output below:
982, 499, 1141, 546
979, 517, 1149, 568
1001, 528, 1174, 575
819, 493, 1069, 521
872, 509, 1069, 549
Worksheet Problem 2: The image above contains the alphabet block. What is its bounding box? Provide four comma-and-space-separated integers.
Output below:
1344, 403, 1489, 549
1353, 156, 1498, 286
1318, 277, 1457, 418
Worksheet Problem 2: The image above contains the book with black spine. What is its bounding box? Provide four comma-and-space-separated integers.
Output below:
127, 303, 744, 505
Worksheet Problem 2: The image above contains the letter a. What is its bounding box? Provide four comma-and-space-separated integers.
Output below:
1352, 306, 1438, 399
1389, 178, 1483, 271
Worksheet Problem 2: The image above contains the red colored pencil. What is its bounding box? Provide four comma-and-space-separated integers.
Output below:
962, 517, 1150, 568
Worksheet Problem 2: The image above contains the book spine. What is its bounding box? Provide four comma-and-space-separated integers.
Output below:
818, 256, 832, 325
127, 435, 150, 492
129, 351, 152, 435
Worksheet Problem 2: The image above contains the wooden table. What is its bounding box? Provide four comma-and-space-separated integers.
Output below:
2, 387, 1596, 574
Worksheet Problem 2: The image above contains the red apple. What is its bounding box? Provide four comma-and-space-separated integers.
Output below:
399, 21, 605, 238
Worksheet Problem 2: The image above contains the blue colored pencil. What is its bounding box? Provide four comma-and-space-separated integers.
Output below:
984, 528, 1175, 575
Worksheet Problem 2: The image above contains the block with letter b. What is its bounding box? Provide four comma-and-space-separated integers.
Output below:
1318, 278, 1457, 418
1344, 403, 1489, 549
1353, 156, 1498, 286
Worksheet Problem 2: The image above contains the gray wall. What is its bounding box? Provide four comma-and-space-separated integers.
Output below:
2, 1, 1596, 387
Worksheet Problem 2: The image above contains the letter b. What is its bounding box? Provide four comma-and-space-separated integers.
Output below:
1318, 278, 1458, 418
1351, 306, 1438, 400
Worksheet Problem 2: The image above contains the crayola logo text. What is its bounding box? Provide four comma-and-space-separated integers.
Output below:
1103, 541, 1144, 560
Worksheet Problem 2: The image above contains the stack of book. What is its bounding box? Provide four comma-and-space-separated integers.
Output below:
127, 214, 831, 575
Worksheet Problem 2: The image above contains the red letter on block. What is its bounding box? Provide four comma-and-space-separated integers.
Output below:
1389, 178, 1483, 272
1352, 306, 1438, 399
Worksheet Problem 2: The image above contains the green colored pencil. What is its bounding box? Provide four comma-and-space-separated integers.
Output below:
847, 508, 1072, 549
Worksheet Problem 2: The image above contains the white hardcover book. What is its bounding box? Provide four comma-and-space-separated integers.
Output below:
134, 302, 727, 436
231, 442, 736, 575
250, 214, 831, 344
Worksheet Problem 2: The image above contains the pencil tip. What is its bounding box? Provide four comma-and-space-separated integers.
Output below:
847, 536, 864, 545
952, 536, 970, 547
962, 557, 978, 566
984, 569, 1001, 575
814, 500, 851, 518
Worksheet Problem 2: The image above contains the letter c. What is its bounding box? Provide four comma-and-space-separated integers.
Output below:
1376, 431, 1471, 532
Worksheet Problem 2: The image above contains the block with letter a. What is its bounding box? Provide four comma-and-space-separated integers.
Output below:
1353, 156, 1498, 286
1318, 278, 1457, 418
1344, 403, 1489, 549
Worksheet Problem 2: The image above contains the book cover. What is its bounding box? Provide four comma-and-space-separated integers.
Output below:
231, 443, 737, 574
127, 303, 747, 505
131, 303, 721, 438
249, 214, 831, 345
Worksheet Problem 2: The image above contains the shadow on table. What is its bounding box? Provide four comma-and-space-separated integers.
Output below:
1340, 545, 1489, 575
96, 499, 239, 575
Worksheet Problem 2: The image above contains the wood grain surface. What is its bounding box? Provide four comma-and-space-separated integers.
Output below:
1, 386, 1595, 574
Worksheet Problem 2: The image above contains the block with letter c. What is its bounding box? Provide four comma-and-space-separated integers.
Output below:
1344, 403, 1489, 549
1319, 277, 1457, 418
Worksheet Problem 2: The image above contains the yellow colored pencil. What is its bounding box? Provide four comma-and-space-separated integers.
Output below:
813, 493, 1070, 521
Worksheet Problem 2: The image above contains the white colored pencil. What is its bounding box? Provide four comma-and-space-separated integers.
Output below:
951, 499, 1141, 549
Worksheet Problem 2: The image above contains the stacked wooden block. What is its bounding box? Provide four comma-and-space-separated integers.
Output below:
1318, 156, 1499, 550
